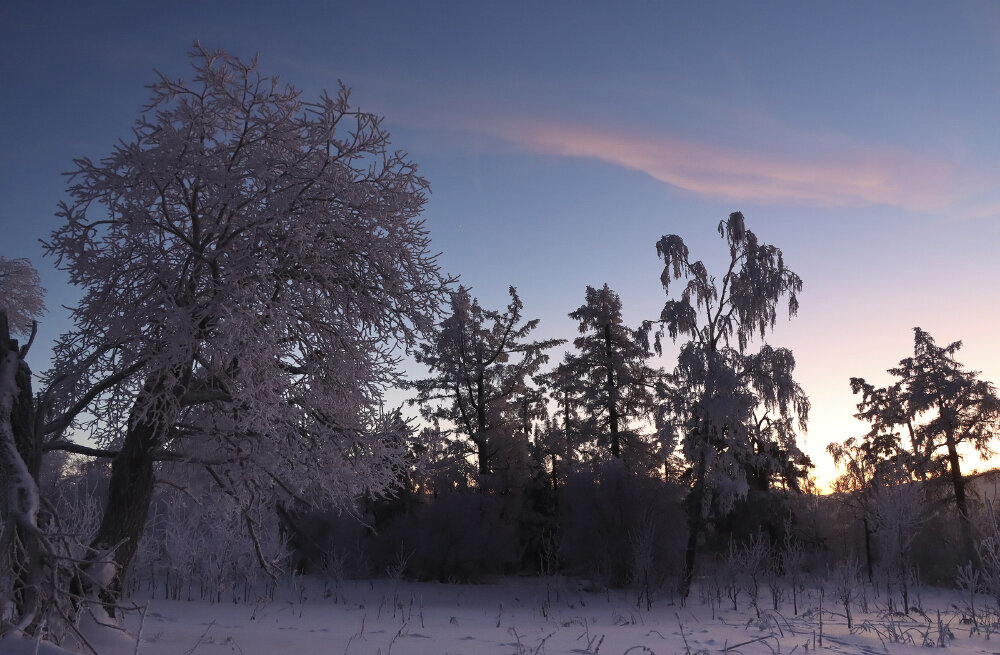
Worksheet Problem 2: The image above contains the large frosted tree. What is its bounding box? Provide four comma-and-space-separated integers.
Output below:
39, 46, 451, 602
652, 212, 809, 598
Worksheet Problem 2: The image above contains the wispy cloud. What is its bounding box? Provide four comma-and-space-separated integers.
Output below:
320, 67, 996, 217
502, 122, 964, 211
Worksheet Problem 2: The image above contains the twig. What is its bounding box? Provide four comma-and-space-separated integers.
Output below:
386, 620, 408, 655
183, 619, 217, 655
676, 612, 691, 655
724, 634, 775, 651
134, 601, 148, 655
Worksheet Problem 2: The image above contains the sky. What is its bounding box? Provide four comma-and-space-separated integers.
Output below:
3, 1, 1000, 490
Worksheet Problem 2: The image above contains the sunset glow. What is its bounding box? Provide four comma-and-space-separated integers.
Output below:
511, 123, 959, 210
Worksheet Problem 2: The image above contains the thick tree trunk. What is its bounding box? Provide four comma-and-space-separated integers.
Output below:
12, 347, 44, 632
475, 440, 491, 476
89, 421, 158, 610
11, 351, 39, 482
89, 379, 176, 610
90, 419, 158, 607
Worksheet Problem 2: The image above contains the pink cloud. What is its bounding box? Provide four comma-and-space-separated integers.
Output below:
505, 122, 962, 211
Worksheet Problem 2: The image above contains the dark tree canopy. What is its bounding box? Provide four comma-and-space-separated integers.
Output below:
836, 327, 1000, 561
411, 286, 562, 477
561, 284, 658, 466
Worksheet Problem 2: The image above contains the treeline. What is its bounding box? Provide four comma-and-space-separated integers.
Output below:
115, 214, 1000, 599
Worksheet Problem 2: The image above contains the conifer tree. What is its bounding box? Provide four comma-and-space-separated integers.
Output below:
846, 328, 1000, 561
535, 359, 587, 487
562, 284, 658, 467
411, 286, 562, 478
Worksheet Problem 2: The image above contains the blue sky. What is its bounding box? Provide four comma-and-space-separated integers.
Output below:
3, 1, 1000, 487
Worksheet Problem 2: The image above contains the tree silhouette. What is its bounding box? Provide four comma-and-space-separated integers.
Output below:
411, 286, 562, 478
652, 212, 808, 598
562, 284, 658, 466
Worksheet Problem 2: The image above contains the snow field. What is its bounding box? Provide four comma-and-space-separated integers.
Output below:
4, 576, 994, 655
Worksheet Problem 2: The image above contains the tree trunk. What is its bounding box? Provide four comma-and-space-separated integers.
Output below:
563, 389, 572, 488
944, 426, 975, 563
679, 453, 707, 599
906, 420, 926, 481
604, 323, 620, 459
12, 346, 44, 632
475, 440, 491, 476
89, 380, 175, 610
11, 352, 39, 482
89, 421, 158, 609
475, 373, 491, 475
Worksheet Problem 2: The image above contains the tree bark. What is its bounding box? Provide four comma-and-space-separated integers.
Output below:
562, 389, 572, 489
88, 379, 176, 610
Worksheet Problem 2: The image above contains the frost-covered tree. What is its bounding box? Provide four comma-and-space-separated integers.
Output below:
411, 286, 562, 478
651, 212, 809, 598
0, 310, 46, 636
849, 328, 1000, 562
0, 260, 51, 637
38, 45, 451, 603
827, 431, 922, 584
828, 375, 936, 583
562, 284, 658, 466
0, 257, 45, 480
0, 257, 46, 339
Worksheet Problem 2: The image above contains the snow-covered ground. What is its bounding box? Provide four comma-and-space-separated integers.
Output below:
2, 577, 995, 654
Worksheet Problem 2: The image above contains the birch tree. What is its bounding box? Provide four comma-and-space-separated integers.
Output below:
652, 212, 809, 598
